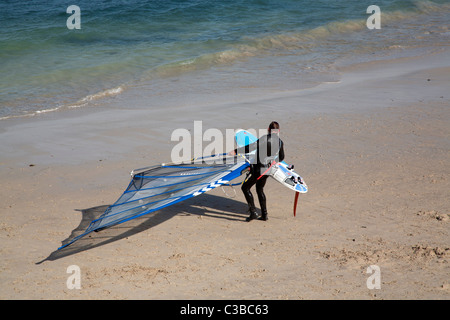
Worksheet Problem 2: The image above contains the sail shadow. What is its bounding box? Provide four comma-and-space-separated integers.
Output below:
36, 193, 246, 263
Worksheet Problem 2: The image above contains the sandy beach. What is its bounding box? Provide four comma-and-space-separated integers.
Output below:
1, 48, 449, 300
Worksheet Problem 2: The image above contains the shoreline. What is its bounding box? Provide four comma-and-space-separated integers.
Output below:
1, 48, 448, 167
0, 47, 449, 299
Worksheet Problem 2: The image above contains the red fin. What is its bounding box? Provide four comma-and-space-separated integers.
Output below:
293, 192, 299, 217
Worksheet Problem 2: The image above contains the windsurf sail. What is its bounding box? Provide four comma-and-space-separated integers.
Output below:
59, 154, 249, 250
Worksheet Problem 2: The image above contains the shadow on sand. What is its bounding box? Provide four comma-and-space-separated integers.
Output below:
36, 193, 247, 264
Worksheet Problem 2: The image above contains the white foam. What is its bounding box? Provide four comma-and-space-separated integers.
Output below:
0, 86, 125, 121
80, 86, 124, 103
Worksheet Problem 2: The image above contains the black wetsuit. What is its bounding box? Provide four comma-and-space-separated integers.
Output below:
235, 133, 285, 219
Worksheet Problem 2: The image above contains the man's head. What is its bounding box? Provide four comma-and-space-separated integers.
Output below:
268, 121, 280, 134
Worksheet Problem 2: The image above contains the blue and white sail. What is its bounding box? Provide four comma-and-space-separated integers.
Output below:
59, 154, 249, 249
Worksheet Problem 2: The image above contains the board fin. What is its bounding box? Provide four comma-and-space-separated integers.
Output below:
293, 191, 299, 217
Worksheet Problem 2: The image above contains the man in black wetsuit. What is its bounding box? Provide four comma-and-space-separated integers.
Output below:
230, 121, 285, 222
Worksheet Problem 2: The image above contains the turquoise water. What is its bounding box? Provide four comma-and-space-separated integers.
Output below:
1, 0, 449, 119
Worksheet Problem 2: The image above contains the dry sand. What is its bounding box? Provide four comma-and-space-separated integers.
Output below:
0, 50, 449, 300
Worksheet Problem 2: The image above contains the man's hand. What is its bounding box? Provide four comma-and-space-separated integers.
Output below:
228, 150, 236, 156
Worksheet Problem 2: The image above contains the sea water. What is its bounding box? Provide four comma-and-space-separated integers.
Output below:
1, 0, 449, 119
